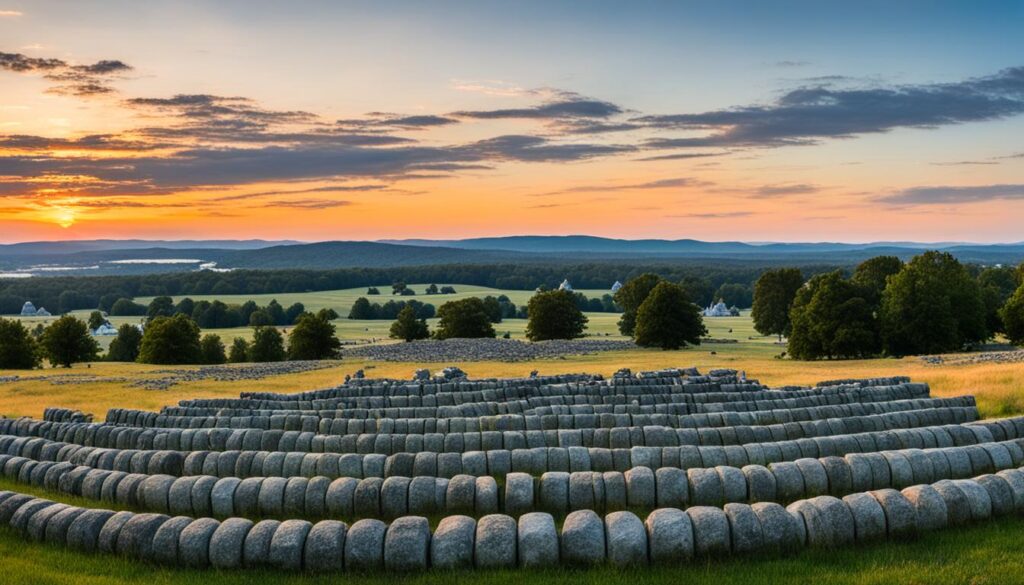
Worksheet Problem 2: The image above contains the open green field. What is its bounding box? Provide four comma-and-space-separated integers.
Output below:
3, 294, 1024, 583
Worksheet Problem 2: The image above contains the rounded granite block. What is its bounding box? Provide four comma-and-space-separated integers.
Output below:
742, 465, 777, 503
167, 476, 197, 516
66, 509, 116, 553
447, 474, 478, 514
283, 477, 310, 518
504, 473, 534, 516
751, 502, 801, 553
384, 516, 430, 572
688, 467, 724, 506
604, 510, 647, 567
475, 476, 499, 514
844, 454, 873, 493
943, 449, 973, 479
625, 466, 656, 509
381, 476, 411, 519
209, 517, 254, 570
794, 459, 828, 497
655, 467, 687, 508
304, 519, 347, 573
995, 469, 1024, 511
953, 479, 993, 521
431, 515, 476, 569
882, 453, 915, 489
242, 519, 281, 568
150, 515, 192, 565
769, 462, 805, 501
179, 517, 220, 568
603, 471, 627, 511
475, 514, 517, 568
644, 507, 693, 563
97, 510, 134, 553
326, 477, 358, 518
344, 518, 387, 571
819, 457, 853, 495
258, 476, 289, 517
841, 492, 886, 542
268, 519, 312, 571
901, 485, 948, 532
688, 505, 731, 556
902, 449, 935, 484
975, 474, 1015, 516
724, 503, 764, 554
305, 476, 331, 518
718, 465, 748, 503
786, 500, 831, 548
809, 496, 854, 546
408, 476, 437, 515
870, 489, 917, 538
560, 510, 605, 566
26, 502, 70, 542
190, 476, 217, 517
116, 512, 170, 560
9, 498, 58, 535
139, 475, 175, 513
518, 512, 558, 568
931, 480, 972, 526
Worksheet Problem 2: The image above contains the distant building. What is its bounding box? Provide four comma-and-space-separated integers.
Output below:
611, 281, 623, 293
703, 300, 731, 317
558, 279, 573, 292
20, 301, 50, 317
35, 307, 51, 317
93, 323, 117, 336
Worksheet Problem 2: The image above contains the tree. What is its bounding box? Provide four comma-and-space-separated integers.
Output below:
110, 298, 147, 316
880, 251, 987, 356
249, 309, 273, 326
265, 300, 286, 325
613, 273, 663, 336
434, 298, 496, 339
107, 324, 142, 362
348, 297, 377, 319
1000, 283, 1024, 345
0, 318, 40, 369
147, 296, 176, 321
199, 334, 227, 364
367, 287, 381, 295
317, 308, 339, 321
425, 284, 439, 295
138, 314, 201, 364
678, 276, 714, 308
288, 312, 341, 360
788, 271, 879, 360
40, 315, 100, 367
175, 297, 196, 318
250, 326, 286, 362
633, 282, 706, 350
440, 286, 457, 294
752, 268, 804, 340
852, 256, 904, 305
526, 289, 588, 341
228, 338, 250, 363
482, 296, 504, 323
389, 306, 430, 342
236, 300, 258, 324
979, 266, 1019, 336
88, 310, 106, 331
392, 282, 407, 295
284, 302, 306, 325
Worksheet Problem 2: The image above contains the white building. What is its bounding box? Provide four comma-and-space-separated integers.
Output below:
558, 279, 573, 292
93, 323, 118, 336
20, 301, 36, 316
703, 300, 731, 317
611, 281, 623, 293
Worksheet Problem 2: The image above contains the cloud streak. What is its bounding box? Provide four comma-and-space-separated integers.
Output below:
878, 184, 1024, 205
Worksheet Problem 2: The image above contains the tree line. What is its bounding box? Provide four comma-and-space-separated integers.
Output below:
0, 261, 824, 316
750, 252, 1024, 359
105, 295, 336, 329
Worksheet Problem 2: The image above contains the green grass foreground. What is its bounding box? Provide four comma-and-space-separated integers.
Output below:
1, 489, 1023, 585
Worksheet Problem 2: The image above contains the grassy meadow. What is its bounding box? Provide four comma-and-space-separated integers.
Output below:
2, 284, 1024, 583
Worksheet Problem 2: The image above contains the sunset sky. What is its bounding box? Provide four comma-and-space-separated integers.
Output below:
1, 0, 1023, 243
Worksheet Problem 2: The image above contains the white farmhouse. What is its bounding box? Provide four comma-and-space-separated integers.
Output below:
93, 323, 118, 336
558, 279, 573, 292
20, 301, 36, 316
703, 300, 731, 317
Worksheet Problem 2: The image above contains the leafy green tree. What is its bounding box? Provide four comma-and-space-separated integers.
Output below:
288, 312, 341, 360
98, 294, 120, 313
367, 287, 381, 295
318, 308, 339, 321
265, 300, 286, 326
526, 289, 588, 341
714, 283, 753, 308
389, 305, 431, 342
613, 273, 663, 336
110, 298, 147, 316
633, 282, 706, 349
284, 302, 306, 325
199, 334, 227, 364
752, 268, 804, 340
978, 266, 1019, 335
392, 282, 407, 295
107, 324, 142, 362
678, 276, 714, 308
174, 297, 195, 318
248, 309, 273, 326
87, 311, 106, 331
788, 271, 879, 360
880, 251, 987, 356
852, 256, 904, 305
1000, 284, 1024, 345
228, 338, 250, 363
482, 296, 504, 323
440, 286, 457, 294
0, 318, 40, 369
138, 314, 201, 364
236, 300, 258, 324
40, 315, 100, 367
348, 297, 377, 319
250, 326, 286, 362
425, 284, 439, 294
147, 296, 175, 321
434, 298, 496, 339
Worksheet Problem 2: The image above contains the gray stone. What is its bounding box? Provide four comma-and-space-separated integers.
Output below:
995, 469, 1024, 512
140, 475, 175, 513
283, 477, 309, 517
932, 480, 972, 526
883, 453, 915, 489
810, 496, 854, 546
210, 477, 240, 518
9, 498, 57, 535
841, 492, 887, 541
724, 503, 764, 553
209, 517, 254, 570
150, 515, 192, 565
820, 457, 853, 495
242, 519, 281, 568
603, 471, 627, 511
303, 520, 346, 573
179, 518, 220, 568
167, 477, 196, 516
380, 476, 410, 519
742, 465, 777, 503
655, 467, 688, 508
625, 466, 656, 509
475, 514, 517, 568
504, 473, 534, 516
953, 479, 993, 520
845, 454, 873, 493
795, 458, 829, 496
787, 500, 832, 547
408, 476, 437, 515
268, 519, 312, 571
644, 507, 693, 564
447, 474, 478, 514
66, 509, 116, 553
326, 477, 358, 518
560, 509, 605, 566
384, 516, 430, 571
770, 462, 805, 501
258, 477, 289, 517
718, 465, 748, 503
870, 489, 917, 537
976, 474, 1014, 516
518, 512, 558, 568
751, 502, 801, 553
97, 510, 134, 553
475, 476, 499, 514
688, 467, 724, 506
902, 485, 948, 531
430, 515, 476, 569
116, 513, 170, 560
344, 518, 387, 570
688, 505, 731, 556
